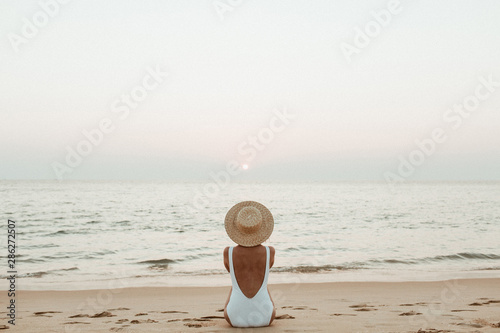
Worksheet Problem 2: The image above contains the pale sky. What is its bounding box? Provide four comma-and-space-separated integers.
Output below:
1, 0, 499, 181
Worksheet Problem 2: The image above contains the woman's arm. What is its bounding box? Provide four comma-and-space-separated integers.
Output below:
269, 246, 275, 268
223, 246, 230, 272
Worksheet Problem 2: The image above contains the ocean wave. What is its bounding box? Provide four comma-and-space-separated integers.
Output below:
184, 253, 213, 260
1, 267, 79, 279
18, 258, 45, 263
368, 252, 500, 265
19, 271, 49, 278
138, 258, 177, 271
41, 255, 71, 260
25, 243, 60, 249
271, 252, 500, 273
147, 265, 170, 271
138, 258, 177, 265
272, 264, 363, 273
474, 266, 500, 271
44, 230, 72, 236
428, 253, 500, 260
59, 267, 79, 271
44, 229, 108, 236
94, 250, 116, 255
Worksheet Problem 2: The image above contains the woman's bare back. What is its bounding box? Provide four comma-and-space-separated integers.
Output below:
224, 245, 274, 297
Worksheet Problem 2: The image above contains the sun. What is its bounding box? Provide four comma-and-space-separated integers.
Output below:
242, 164, 249, 170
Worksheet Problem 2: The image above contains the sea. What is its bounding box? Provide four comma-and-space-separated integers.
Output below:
1, 180, 499, 290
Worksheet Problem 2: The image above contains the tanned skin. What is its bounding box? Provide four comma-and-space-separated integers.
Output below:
223, 245, 276, 327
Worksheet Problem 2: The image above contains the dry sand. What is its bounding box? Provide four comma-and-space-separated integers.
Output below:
2, 278, 499, 332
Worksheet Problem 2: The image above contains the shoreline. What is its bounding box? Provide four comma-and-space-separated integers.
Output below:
4, 278, 500, 332
16, 268, 500, 291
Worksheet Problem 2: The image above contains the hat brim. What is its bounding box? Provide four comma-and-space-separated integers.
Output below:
224, 201, 274, 247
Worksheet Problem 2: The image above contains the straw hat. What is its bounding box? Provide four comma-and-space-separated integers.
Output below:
224, 201, 274, 247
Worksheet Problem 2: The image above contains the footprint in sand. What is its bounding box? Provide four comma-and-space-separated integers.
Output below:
442, 315, 464, 322
469, 299, 500, 306
183, 320, 217, 328
165, 315, 220, 323
281, 305, 318, 311
69, 314, 90, 318
330, 313, 357, 316
464, 319, 500, 328
182, 318, 212, 322
349, 303, 375, 309
355, 308, 377, 312
275, 314, 295, 319
135, 313, 148, 316
349, 304, 377, 312
130, 319, 158, 324
33, 311, 62, 317
414, 329, 455, 333
64, 321, 90, 325
399, 311, 422, 316
454, 322, 484, 328
69, 311, 115, 318
160, 310, 188, 314
90, 311, 115, 318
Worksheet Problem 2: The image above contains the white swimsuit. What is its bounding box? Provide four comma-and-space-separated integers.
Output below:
226, 246, 274, 327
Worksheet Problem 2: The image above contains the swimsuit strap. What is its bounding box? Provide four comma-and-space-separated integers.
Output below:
228, 246, 241, 292
264, 245, 270, 283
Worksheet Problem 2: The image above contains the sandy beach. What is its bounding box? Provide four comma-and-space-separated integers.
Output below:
2, 278, 498, 332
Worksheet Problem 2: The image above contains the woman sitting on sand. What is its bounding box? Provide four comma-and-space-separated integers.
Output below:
223, 201, 276, 328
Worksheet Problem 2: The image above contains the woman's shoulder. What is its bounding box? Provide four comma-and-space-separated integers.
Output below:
266, 245, 275, 256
